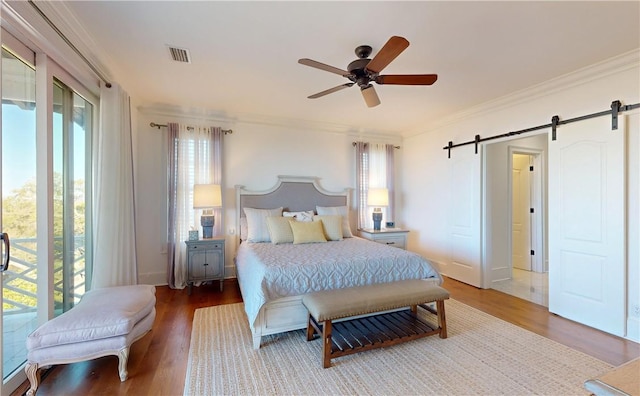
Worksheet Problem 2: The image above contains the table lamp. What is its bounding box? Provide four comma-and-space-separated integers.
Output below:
367, 188, 389, 231
193, 184, 222, 239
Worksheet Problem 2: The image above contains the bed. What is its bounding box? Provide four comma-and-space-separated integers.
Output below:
235, 175, 443, 349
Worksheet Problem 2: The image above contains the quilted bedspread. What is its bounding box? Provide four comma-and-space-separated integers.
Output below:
236, 237, 442, 327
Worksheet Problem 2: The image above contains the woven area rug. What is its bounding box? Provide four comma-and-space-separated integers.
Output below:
184, 300, 612, 395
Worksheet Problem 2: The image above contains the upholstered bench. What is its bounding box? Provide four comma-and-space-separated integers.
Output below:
302, 279, 449, 368
25, 284, 156, 396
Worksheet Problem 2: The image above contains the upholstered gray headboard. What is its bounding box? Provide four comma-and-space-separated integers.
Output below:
235, 175, 352, 243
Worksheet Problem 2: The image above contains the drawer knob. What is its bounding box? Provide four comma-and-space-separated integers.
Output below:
386, 242, 395, 245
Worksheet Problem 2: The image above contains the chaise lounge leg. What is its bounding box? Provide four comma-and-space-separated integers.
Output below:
25, 362, 39, 396
118, 347, 130, 381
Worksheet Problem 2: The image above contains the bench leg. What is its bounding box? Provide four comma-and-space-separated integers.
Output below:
25, 363, 39, 396
436, 300, 448, 339
306, 313, 315, 341
322, 320, 333, 369
118, 346, 130, 381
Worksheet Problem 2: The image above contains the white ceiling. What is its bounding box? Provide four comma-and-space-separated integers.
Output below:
58, 1, 639, 136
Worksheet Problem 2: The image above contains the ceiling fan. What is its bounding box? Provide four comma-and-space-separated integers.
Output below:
298, 36, 437, 108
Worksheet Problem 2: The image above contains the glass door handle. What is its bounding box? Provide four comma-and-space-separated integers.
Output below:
1, 233, 9, 272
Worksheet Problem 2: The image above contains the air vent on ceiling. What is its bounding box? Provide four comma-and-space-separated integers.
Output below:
167, 46, 191, 63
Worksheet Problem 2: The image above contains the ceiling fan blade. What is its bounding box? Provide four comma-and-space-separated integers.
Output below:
308, 83, 354, 99
365, 36, 410, 74
375, 74, 438, 85
298, 58, 350, 77
361, 85, 381, 108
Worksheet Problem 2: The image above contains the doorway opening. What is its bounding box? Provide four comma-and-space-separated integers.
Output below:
482, 134, 548, 306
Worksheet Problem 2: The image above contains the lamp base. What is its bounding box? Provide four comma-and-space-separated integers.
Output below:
372, 212, 383, 231
201, 215, 215, 239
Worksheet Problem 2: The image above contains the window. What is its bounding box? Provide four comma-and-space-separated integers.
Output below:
356, 142, 395, 229
168, 125, 223, 288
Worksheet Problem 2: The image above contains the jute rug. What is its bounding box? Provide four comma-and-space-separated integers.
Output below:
184, 300, 612, 395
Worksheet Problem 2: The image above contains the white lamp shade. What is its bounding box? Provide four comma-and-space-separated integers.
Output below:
193, 184, 222, 208
367, 188, 389, 207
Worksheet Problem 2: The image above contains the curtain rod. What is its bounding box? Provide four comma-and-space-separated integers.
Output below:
352, 142, 400, 149
28, 0, 112, 88
150, 122, 233, 134
443, 100, 640, 158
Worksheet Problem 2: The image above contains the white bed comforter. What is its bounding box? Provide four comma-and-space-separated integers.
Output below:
236, 237, 442, 327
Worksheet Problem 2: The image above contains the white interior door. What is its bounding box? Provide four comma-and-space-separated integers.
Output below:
448, 145, 482, 287
512, 154, 532, 271
548, 116, 625, 336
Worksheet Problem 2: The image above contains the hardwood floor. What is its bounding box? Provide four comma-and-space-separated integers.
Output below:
12, 277, 639, 396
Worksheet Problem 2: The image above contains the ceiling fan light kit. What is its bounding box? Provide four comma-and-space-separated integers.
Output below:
361, 85, 381, 108
298, 36, 438, 108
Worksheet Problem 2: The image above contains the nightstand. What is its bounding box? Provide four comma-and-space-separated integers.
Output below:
185, 237, 225, 294
359, 228, 409, 250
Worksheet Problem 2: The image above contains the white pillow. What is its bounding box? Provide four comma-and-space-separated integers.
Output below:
313, 215, 343, 241
316, 205, 353, 237
243, 207, 283, 242
283, 210, 314, 222
240, 217, 248, 241
266, 216, 294, 244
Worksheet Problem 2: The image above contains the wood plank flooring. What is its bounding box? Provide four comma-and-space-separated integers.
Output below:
12, 277, 640, 396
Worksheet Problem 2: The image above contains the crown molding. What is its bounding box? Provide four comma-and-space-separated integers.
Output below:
402, 48, 640, 138
138, 103, 403, 141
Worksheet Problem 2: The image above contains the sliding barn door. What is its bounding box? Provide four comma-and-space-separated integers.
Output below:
548, 116, 625, 336
448, 145, 482, 287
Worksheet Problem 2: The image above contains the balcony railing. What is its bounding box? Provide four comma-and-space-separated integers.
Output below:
3, 236, 87, 315
3, 236, 87, 379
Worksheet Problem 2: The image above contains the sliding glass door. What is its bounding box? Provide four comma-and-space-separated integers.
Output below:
1, 29, 96, 394
53, 80, 93, 315
1, 45, 38, 392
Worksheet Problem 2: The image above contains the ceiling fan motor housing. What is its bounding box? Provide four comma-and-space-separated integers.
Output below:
348, 58, 374, 87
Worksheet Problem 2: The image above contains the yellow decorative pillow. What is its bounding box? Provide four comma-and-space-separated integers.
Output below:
289, 220, 327, 244
313, 215, 343, 241
316, 205, 353, 237
266, 216, 294, 244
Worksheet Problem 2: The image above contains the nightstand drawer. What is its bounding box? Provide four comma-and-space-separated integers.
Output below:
188, 243, 223, 250
358, 228, 409, 250
373, 236, 406, 249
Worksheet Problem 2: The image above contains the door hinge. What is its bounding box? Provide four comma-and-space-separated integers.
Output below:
529, 165, 534, 172
530, 208, 534, 214
530, 250, 535, 256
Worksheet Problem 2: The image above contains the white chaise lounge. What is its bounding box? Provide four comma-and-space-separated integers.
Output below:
24, 284, 156, 396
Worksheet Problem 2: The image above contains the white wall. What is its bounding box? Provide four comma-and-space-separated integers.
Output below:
402, 52, 639, 341
133, 111, 401, 284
